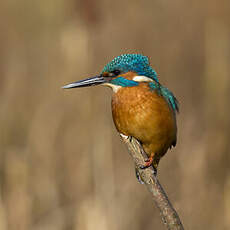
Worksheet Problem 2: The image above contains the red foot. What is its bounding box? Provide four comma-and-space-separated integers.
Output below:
140, 155, 154, 169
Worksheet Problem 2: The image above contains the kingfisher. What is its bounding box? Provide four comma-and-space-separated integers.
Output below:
63, 54, 179, 174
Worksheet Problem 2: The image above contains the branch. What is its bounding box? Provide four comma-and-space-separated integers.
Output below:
120, 134, 184, 230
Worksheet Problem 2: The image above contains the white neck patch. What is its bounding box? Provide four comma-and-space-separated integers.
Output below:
102, 83, 122, 93
132, 76, 154, 82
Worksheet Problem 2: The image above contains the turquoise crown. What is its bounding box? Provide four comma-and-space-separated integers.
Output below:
102, 54, 159, 83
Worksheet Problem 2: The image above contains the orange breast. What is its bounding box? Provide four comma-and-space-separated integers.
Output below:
111, 83, 177, 158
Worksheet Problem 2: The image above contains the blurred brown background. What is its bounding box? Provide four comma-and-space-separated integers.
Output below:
0, 0, 230, 229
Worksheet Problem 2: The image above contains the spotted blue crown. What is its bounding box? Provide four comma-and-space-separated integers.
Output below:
102, 54, 159, 83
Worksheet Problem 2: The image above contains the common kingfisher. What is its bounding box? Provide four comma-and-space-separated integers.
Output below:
63, 54, 179, 174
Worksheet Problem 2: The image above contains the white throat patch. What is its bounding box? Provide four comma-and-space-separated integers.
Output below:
132, 76, 154, 82
102, 83, 122, 93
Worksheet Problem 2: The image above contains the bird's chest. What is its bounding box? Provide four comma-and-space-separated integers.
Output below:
112, 87, 146, 135
111, 84, 176, 145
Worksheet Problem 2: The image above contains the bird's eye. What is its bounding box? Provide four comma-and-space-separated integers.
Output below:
111, 70, 121, 76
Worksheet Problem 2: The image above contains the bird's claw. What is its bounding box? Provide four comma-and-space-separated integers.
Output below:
139, 163, 151, 170
140, 154, 154, 169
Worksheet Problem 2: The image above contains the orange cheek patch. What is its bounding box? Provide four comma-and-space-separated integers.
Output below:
102, 72, 109, 77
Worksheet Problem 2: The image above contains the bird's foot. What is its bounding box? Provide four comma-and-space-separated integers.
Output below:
139, 153, 158, 176
140, 155, 154, 169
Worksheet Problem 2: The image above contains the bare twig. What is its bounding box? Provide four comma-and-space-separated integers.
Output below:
120, 134, 184, 230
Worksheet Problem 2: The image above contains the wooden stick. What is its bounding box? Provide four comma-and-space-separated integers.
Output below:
120, 134, 184, 230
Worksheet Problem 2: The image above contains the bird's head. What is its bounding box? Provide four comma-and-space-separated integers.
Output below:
62, 54, 159, 92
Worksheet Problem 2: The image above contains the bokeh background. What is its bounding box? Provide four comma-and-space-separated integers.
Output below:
0, 0, 230, 229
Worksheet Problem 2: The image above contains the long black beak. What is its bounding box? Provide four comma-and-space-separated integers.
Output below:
62, 75, 106, 89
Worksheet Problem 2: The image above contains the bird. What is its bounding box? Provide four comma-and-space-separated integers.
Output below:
62, 54, 179, 176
